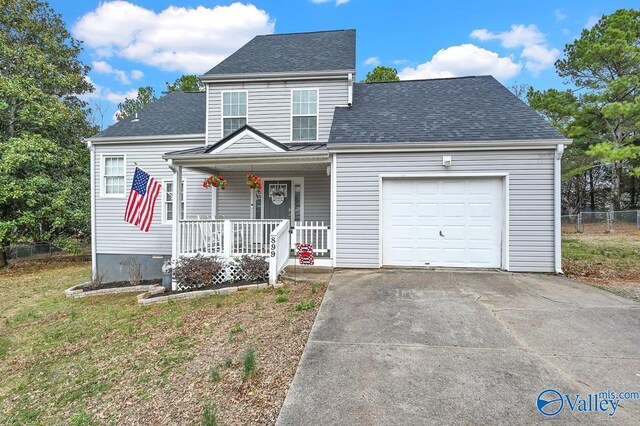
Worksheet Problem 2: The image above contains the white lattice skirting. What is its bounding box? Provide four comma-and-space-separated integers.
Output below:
176, 258, 270, 291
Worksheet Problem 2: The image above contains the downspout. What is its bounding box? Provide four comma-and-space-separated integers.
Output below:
347, 73, 353, 106
87, 140, 97, 281
554, 143, 565, 274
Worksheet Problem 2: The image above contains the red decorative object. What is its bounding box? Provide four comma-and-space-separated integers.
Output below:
296, 244, 314, 265
246, 173, 263, 192
203, 175, 228, 190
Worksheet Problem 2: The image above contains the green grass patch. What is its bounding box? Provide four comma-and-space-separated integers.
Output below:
275, 295, 288, 303
242, 347, 257, 379
293, 300, 317, 311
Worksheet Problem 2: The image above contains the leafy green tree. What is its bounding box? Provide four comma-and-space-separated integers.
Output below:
0, 0, 96, 265
363, 66, 400, 83
166, 75, 204, 92
115, 86, 157, 121
528, 9, 640, 210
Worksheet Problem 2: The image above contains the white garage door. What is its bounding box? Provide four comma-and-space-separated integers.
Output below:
382, 177, 504, 268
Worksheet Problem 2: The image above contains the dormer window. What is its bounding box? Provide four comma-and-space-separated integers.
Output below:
222, 91, 247, 137
291, 89, 318, 141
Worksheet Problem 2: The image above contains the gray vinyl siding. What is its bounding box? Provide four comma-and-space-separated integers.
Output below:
216, 170, 330, 222
94, 142, 211, 255
207, 79, 348, 143
334, 150, 556, 272
217, 135, 277, 155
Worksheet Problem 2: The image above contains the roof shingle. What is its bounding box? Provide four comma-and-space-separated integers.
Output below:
328, 76, 565, 144
204, 29, 356, 76
92, 92, 206, 139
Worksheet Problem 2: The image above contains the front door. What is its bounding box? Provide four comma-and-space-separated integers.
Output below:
263, 180, 292, 220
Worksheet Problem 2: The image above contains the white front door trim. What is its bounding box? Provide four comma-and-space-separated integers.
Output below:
251, 176, 304, 224
378, 172, 509, 270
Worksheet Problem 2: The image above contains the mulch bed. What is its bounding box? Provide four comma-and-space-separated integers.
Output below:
78, 279, 161, 292
146, 280, 265, 298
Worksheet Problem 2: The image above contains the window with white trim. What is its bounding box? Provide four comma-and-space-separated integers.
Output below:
291, 89, 318, 141
102, 155, 125, 196
222, 91, 247, 137
163, 180, 186, 223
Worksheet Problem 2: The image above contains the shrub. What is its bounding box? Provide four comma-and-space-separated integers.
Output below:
236, 255, 268, 283
294, 300, 317, 311
120, 257, 144, 286
243, 347, 257, 379
173, 254, 223, 290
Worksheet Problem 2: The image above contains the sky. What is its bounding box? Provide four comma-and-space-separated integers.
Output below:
48, 0, 638, 128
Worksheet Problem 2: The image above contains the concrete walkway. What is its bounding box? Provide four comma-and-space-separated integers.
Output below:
277, 269, 640, 425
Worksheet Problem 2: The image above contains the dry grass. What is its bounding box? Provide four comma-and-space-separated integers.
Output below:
563, 231, 640, 301
0, 261, 326, 425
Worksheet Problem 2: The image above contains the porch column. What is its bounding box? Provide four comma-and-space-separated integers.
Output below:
171, 165, 182, 291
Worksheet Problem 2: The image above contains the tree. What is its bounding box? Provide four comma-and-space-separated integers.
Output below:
363, 66, 400, 83
509, 82, 530, 103
115, 86, 157, 121
0, 0, 96, 266
166, 74, 204, 92
528, 9, 640, 211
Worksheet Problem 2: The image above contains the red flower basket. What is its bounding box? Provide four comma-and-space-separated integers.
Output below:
246, 174, 262, 192
203, 175, 227, 190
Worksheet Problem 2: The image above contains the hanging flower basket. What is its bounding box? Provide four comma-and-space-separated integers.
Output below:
246, 173, 263, 192
203, 175, 228, 190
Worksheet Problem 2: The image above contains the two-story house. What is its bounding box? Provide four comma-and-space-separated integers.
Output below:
87, 29, 569, 285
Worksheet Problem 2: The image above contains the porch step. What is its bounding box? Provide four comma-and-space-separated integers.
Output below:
284, 265, 333, 275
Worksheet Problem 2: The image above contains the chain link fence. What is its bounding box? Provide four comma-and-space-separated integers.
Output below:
3, 242, 66, 261
562, 210, 640, 234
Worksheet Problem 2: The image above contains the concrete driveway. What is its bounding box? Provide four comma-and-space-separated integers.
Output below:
277, 270, 640, 425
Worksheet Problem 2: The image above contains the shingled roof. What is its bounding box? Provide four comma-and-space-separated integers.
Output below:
328, 76, 566, 144
204, 29, 356, 76
92, 91, 206, 139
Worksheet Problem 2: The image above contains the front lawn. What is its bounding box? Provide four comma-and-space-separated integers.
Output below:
563, 231, 640, 301
0, 261, 326, 425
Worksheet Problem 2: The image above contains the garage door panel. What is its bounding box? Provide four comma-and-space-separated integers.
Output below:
382, 177, 503, 268
416, 202, 438, 218
441, 203, 465, 217
441, 180, 466, 194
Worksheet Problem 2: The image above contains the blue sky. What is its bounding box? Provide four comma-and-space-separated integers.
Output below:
49, 0, 637, 128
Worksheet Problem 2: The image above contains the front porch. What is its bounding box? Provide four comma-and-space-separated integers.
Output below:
164, 126, 334, 288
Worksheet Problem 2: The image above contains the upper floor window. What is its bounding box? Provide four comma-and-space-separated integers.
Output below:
291, 89, 318, 141
222, 91, 247, 137
101, 155, 125, 197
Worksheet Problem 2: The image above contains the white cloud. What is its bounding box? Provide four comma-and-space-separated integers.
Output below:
91, 60, 131, 84
585, 15, 599, 29
130, 69, 144, 80
393, 59, 409, 65
471, 24, 545, 48
470, 24, 559, 75
363, 56, 381, 66
555, 9, 567, 22
398, 44, 521, 81
521, 44, 560, 73
310, 0, 350, 5
73, 1, 275, 73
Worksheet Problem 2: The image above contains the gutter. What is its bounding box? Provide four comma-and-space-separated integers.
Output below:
554, 143, 565, 274
88, 134, 206, 144
163, 151, 330, 166
85, 139, 97, 281
200, 69, 354, 83
327, 139, 571, 153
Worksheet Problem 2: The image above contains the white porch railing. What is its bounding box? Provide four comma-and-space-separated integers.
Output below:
269, 220, 290, 284
292, 221, 332, 255
179, 219, 282, 257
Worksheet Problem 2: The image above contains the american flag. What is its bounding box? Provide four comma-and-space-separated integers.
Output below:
124, 167, 161, 232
